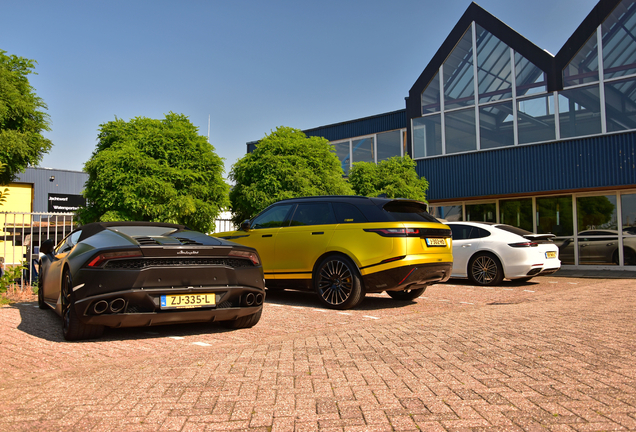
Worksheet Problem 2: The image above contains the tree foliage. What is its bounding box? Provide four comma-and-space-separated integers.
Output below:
78, 113, 229, 233
0, 162, 9, 205
0, 50, 52, 184
348, 155, 428, 201
229, 126, 352, 224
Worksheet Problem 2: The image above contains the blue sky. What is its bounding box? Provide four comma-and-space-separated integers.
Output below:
2, 0, 598, 178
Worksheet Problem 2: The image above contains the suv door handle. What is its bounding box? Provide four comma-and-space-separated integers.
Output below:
462, 244, 472, 247
312, 232, 324, 235
262, 234, 273, 238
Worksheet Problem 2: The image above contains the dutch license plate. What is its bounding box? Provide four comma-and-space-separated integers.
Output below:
545, 251, 557, 259
161, 293, 216, 309
425, 238, 447, 247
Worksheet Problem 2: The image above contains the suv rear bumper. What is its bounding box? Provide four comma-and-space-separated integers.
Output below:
362, 262, 452, 293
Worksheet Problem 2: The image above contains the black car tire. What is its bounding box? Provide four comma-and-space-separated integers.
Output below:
61, 269, 104, 341
220, 309, 262, 329
37, 269, 47, 310
386, 287, 426, 301
314, 255, 364, 310
468, 253, 504, 286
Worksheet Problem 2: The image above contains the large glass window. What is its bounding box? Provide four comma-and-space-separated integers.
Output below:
431, 205, 462, 221
445, 108, 476, 154
605, 77, 636, 132
444, 28, 475, 110
352, 136, 374, 164
289, 203, 336, 226
576, 195, 618, 265
563, 33, 599, 87
517, 94, 556, 144
412, 115, 442, 158
465, 203, 496, 222
332, 141, 350, 174
621, 193, 636, 265
479, 101, 514, 149
499, 198, 533, 231
421, 72, 441, 114
558, 85, 602, 139
536, 196, 573, 236
376, 130, 402, 161
602, 0, 636, 79
476, 25, 512, 103
515, 53, 547, 96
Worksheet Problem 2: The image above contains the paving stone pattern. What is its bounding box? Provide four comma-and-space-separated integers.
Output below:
0, 277, 634, 431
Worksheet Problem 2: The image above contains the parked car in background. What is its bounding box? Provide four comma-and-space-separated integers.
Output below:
38, 222, 265, 341
214, 196, 453, 309
556, 229, 636, 265
446, 222, 560, 286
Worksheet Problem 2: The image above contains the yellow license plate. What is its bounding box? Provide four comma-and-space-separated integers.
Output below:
425, 238, 447, 247
161, 293, 216, 309
546, 251, 557, 259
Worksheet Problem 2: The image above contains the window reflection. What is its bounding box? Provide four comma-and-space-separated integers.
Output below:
602, 0, 636, 79
605, 77, 636, 132
445, 108, 476, 154
444, 28, 475, 110
517, 95, 556, 144
431, 205, 462, 221
465, 203, 496, 222
421, 72, 441, 114
332, 141, 350, 174
515, 53, 547, 96
576, 195, 618, 266
412, 115, 442, 158
476, 25, 512, 103
563, 33, 599, 87
499, 198, 532, 231
558, 85, 602, 139
352, 137, 374, 164
537, 196, 573, 236
479, 102, 514, 149
377, 130, 401, 161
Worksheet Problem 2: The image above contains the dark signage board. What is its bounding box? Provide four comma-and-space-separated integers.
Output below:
48, 193, 86, 213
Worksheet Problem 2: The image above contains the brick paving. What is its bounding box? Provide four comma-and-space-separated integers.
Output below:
0, 276, 634, 431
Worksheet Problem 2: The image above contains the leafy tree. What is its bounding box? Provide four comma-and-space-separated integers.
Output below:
348, 155, 429, 201
78, 113, 229, 233
229, 126, 352, 224
0, 162, 8, 205
0, 50, 52, 183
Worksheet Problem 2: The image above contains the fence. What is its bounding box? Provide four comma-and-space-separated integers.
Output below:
0, 212, 237, 291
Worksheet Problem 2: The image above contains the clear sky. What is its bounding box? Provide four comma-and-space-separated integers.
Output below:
1, 0, 599, 179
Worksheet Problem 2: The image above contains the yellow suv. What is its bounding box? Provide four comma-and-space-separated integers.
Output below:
214, 196, 452, 309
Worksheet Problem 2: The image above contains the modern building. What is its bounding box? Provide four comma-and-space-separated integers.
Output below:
248, 0, 636, 270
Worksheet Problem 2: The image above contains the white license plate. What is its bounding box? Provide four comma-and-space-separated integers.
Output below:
161, 293, 216, 309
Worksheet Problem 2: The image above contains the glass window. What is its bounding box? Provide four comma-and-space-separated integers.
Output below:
377, 130, 402, 161
251, 204, 294, 229
333, 202, 368, 223
602, 0, 636, 79
621, 193, 636, 265
577, 195, 617, 232
558, 85, 602, 139
499, 198, 533, 231
563, 33, 599, 87
56, 230, 82, 254
476, 25, 512, 103
444, 28, 475, 110
431, 205, 462, 221
289, 203, 336, 226
445, 108, 476, 154
469, 226, 491, 239
465, 203, 495, 222
536, 196, 573, 236
412, 115, 442, 158
449, 224, 470, 240
605, 77, 636, 132
555, 237, 575, 265
515, 52, 547, 96
479, 101, 514, 149
421, 72, 441, 114
332, 140, 350, 174
352, 136, 374, 164
517, 94, 556, 144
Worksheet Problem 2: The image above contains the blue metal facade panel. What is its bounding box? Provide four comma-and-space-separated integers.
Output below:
14, 167, 88, 212
304, 110, 407, 141
418, 132, 636, 201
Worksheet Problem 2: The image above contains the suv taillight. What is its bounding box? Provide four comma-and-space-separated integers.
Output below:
364, 228, 421, 237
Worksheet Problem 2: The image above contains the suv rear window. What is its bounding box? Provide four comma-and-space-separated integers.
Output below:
333, 202, 368, 223
382, 201, 439, 223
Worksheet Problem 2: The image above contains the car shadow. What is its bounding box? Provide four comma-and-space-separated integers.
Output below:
12, 302, 251, 343
442, 278, 541, 287
264, 288, 420, 311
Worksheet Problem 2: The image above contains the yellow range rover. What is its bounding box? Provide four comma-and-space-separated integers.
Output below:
214, 196, 453, 310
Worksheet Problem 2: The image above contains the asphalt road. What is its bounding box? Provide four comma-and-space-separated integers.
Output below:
1, 276, 634, 431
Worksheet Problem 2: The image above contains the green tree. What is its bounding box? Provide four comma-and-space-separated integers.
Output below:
348, 155, 429, 201
229, 126, 352, 224
78, 113, 229, 233
0, 50, 52, 183
0, 162, 9, 205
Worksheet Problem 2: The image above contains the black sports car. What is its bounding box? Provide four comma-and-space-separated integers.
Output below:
38, 222, 265, 341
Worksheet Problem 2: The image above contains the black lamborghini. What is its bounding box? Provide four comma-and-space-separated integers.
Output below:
38, 221, 265, 341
